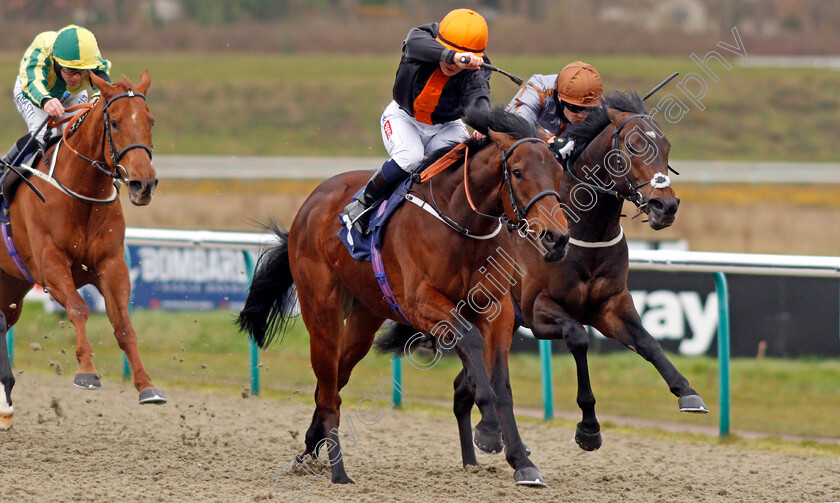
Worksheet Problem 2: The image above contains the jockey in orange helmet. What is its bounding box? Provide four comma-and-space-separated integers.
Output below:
344, 8, 492, 235
506, 61, 603, 161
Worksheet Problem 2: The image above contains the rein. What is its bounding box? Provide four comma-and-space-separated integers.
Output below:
49, 90, 153, 185
15, 143, 119, 204
416, 137, 561, 245
463, 137, 561, 232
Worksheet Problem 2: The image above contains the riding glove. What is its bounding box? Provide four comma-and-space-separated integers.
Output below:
549, 137, 575, 161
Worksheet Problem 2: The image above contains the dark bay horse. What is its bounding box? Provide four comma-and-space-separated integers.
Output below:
377, 91, 707, 470
0, 71, 164, 430
237, 107, 568, 486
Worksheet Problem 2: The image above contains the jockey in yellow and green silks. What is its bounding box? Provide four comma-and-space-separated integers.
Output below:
2, 25, 111, 169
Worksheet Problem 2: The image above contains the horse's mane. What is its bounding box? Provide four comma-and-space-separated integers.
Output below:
569, 90, 647, 159
419, 105, 536, 171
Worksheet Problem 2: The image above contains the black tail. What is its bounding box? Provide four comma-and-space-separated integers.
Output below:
373, 321, 436, 357
236, 222, 296, 349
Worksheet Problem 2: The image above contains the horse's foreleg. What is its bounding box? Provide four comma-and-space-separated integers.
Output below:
595, 293, 708, 413
485, 337, 546, 486
412, 288, 503, 455
96, 257, 165, 404
39, 257, 100, 389
0, 311, 14, 430
451, 324, 503, 455
532, 296, 602, 451
452, 368, 477, 467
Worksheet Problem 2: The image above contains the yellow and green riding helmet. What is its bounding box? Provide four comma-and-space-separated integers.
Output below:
52, 25, 102, 70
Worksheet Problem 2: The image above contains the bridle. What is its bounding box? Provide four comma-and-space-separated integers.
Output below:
564, 113, 678, 216
414, 137, 562, 249
54, 89, 153, 185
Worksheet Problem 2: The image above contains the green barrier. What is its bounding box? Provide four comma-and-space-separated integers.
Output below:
392, 355, 402, 408
539, 339, 554, 420
5, 328, 12, 368
123, 243, 132, 380
243, 250, 260, 396
713, 272, 731, 436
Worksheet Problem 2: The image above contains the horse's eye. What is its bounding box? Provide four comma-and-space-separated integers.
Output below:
512, 169, 523, 179
110, 119, 118, 128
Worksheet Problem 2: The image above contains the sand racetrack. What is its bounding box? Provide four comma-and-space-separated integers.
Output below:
1, 372, 838, 503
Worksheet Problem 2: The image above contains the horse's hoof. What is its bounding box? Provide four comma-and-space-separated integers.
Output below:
514, 467, 546, 487
331, 475, 355, 484
139, 388, 167, 404
73, 373, 102, 390
474, 429, 504, 454
679, 394, 709, 413
574, 424, 602, 451
0, 408, 13, 431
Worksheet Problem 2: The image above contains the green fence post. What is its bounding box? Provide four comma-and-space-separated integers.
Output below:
392, 356, 402, 408
713, 272, 731, 437
123, 243, 132, 380
243, 251, 260, 396
539, 339, 554, 420
5, 327, 12, 368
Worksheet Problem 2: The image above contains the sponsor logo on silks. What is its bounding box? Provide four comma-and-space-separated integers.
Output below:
383, 120, 393, 140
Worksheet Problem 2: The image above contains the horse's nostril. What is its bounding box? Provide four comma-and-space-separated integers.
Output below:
542, 230, 566, 250
129, 180, 143, 192
649, 198, 679, 216
541, 231, 556, 243
648, 199, 665, 213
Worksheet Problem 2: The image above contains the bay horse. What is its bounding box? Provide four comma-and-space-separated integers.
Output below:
377, 90, 708, 470
0, 71, 164, 431
237, 106, 568, 486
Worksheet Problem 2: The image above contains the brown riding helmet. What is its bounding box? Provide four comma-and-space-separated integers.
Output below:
555, 61, 603, 107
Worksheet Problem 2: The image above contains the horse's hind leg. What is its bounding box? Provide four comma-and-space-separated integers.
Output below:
453, 368, 478, 467
0, 270, 31, 430
337, 305, 383, 391
96, 256, 165, 403
596, 293, 708, 413
297, 299, 355, 484
0, 311, 14, 430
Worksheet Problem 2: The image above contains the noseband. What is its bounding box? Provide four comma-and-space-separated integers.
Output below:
414, 137, 562, 246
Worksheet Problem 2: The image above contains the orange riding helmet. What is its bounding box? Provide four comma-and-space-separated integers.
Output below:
555, 61, 603, 107
436, 8, 488, 57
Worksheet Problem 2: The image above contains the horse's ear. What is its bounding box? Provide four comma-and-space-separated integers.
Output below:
137, 69, 151, 94
606, 108, 622, 123
90, 72, 114, 99
488, 129, 516, 152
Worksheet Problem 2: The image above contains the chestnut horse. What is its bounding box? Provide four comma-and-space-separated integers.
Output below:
377, 91, 708, 471
0, 71, 164, 431
238, 107, 568, 486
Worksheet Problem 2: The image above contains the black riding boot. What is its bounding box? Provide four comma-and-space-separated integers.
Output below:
344, 159, 408, 235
